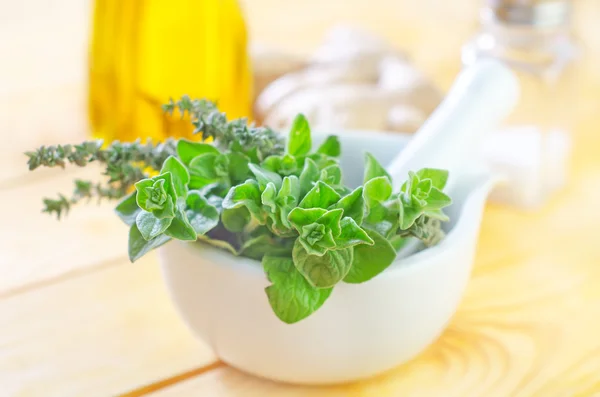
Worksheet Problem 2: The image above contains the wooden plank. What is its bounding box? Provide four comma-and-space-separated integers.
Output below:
0, 0, 89, 98
0, 165, 132, 295
0, 86, 91, 187
0, 0, 92, 185
152, 339, 600, 397
0, 254, 217, 397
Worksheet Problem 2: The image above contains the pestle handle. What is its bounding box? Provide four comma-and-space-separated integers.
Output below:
386, 59, 520, 191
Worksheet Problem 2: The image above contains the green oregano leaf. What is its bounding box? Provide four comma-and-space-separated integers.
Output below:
398, 200, 423, 230
287, 114, 312, 156
128, 223, 171, 262
221, 206, 251, 232
262, 155, 281, 173
298, 222, 336, 255
249, 163, 283, 190
227, 152, 251, 184
416, 178, 433, 196
304, 153, 338, 170
263, 255, 332, 324
135, 210, 173, 240
288, 207, 327, 229
214, 153, 230, 179
222, 179, 266, 224
140, 179, 169, 211
364, 176, 393, 203
400, 171, 420, 204
153, 195, 175, 219
396, 168, 452, 230
330, 186, 364, 224
316, 135, 341, 157
275, 176, 301, 227
344, 228, 396, 284
165, 210, 197, 241
363, 176, 393, 223
299, 157, 320, 196
334, 217, 374, 249
134, 173, 177, 218
424, 187, 452, 210
319, 164, 342, 187
364, 152, 391, 183
280, 154, 300, 176
185, 191, 219, 235
176, 139, 219, 165
188, 153, 217, 179
188, 153, 219, 189
261, 182, 278, 214
114, 191, 140, 226
240, 235, 294, 260
299, 181, 341, 209
416, 168, 449, 190
160, 156, 190, 198
292, 239, 354, 288
315, 208, 343, 236
423, 208, 450, 222
262, 154, 298, 176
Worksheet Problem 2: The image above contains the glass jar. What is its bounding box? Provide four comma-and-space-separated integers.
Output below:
462, 0, 579, 135
87, 0, 252, 143
462, 0, 580, 207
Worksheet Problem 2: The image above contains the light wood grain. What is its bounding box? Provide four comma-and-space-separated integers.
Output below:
0, 166, 129, 295
0, 0, 91, 185
0, 87, 90, 187
0, 254, 216, 397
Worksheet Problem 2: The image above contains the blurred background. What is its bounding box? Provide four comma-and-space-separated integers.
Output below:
1, 0, 598, 208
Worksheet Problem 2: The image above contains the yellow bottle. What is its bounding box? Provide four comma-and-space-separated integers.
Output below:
88, 0, 252, 143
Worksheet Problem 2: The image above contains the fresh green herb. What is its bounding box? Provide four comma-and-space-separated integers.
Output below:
26, 139, 177, 218
163, 95, 284, 162
263, 255, 332, 324
26, 97, 453, 324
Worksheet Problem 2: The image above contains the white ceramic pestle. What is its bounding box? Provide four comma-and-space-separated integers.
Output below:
385, 59, 520, 192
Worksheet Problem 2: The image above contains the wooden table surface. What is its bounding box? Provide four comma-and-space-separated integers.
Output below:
1, 0, 600, 396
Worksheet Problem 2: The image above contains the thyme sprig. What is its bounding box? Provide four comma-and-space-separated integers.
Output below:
163, 95, 285, 161
26, 94, 286, 219
25, 138, 177, 171
26, 139, 177, 218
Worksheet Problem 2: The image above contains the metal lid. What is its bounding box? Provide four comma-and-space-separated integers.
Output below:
483, 0, 572, 27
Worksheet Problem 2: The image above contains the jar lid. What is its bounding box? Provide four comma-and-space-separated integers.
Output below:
484, 0, 572, 27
